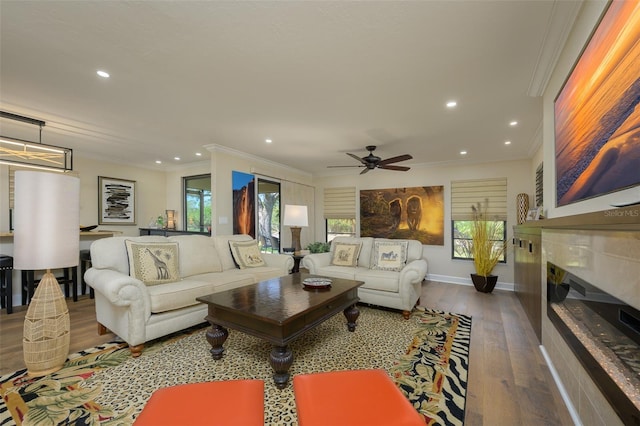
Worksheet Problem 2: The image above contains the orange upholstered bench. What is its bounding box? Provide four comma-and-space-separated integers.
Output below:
293, 369, 425, 426
134, 379, 264, 425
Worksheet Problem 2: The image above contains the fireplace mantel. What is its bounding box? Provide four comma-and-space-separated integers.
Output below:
518, 204, 640, 231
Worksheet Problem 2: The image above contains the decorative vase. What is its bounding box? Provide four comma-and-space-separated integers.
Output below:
517, 193, 529, 225
470, 273, 498, 293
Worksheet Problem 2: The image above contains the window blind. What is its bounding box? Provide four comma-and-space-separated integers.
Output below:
451, 178, 507, 221
323, 187, 356, 219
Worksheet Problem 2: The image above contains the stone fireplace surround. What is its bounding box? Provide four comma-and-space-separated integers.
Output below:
540, 206, 639, 426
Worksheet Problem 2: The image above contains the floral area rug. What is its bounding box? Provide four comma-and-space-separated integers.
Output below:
0, 306, 471, 426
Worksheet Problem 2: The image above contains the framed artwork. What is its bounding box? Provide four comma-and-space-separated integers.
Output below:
526, 208, 540, 221
554, 0, 640, 206
360, 185, 444, 245
232, 171, 255, 238
98, 176, 136, 225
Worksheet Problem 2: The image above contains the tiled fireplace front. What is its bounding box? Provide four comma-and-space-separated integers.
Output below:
542, 229, 640, 426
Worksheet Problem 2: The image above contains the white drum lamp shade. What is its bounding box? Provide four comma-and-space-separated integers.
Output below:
283, 205, 308, 254
14, 170, 80, 376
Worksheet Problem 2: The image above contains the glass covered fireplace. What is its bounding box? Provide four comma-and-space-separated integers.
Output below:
546, 262, 640, 425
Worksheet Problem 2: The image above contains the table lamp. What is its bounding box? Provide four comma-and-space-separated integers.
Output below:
166, 209, 176, 230
283, 204, 308, 254
14, 170, 80, 376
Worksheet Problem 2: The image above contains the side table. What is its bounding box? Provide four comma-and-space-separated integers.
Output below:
291, 255, 304, 274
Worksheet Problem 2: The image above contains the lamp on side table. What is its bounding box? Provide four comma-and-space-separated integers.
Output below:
283, 205, 308, 254
14, 171, 80, 377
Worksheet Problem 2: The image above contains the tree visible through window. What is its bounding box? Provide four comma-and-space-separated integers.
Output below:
452, 220, 506, 262
327, 218, 356, 242
184, 174, 211, 232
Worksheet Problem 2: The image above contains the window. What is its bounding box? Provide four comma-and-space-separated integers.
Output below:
452, 220, 506, 261
326, 218, 356, 242
183, 174, 211, 232
257, 179, 280, 253
324, 187, 356, 242
451, 178, 507, 262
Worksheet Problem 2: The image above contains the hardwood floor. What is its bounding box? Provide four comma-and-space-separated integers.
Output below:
0, 280, 574, 425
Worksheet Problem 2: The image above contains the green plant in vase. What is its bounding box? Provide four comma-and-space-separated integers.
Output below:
306, 242, 331, 253
470, 199, 506, 293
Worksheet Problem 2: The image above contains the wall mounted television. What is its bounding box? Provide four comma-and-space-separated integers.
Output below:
554, 0, 640, 207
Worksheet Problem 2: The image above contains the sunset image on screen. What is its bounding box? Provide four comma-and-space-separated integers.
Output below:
554, 0, 640, 206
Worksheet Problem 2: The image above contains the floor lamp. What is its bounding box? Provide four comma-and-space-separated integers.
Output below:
14, 170, 80, 376
283, 205, 308, 254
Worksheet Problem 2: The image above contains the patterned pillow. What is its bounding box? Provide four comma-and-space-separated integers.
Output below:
229, 240, 266, 269
125, 240, 180, 285
330, 242, 362, 267
371, 240, 408, 272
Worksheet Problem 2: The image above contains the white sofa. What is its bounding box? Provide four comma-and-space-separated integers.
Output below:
85, 234, 293, 356
302, 237, 427, 319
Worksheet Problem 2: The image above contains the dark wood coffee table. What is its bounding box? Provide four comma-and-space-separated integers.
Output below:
196, 273, 363, 388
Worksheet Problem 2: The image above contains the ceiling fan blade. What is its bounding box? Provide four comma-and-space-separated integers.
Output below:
347, 152, 367, 165
379, 165, 411, 171
360, 167, 371, 175
377, 154, 412, 166
327, 165, 364, 168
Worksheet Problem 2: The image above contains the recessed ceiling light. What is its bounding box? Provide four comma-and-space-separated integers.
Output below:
97, 70, 110, 78
195, 152, 202, 156
265, 139, 272, 143
460, 150, 467, 155
509, 121, 518, 126
446, 101, 457, 108
155, 160, 162, 164
504, 141, 512, 145
174, 157, 181, 161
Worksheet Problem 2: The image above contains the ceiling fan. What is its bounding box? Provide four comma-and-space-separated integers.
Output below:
328, 145, 413, 174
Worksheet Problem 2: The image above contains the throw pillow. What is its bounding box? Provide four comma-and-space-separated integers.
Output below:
371, 240, 408, 272
229, 240, 266, 269
330, 242, 362, 267
125, 240, 180, 285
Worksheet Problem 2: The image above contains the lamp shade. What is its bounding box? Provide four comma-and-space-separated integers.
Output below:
14, 171, 80, 270
283, 205, 308, 227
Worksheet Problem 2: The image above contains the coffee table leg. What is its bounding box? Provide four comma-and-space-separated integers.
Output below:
343, 304, 360, 332
205, 323, 229, 360
270, 345, 293, 389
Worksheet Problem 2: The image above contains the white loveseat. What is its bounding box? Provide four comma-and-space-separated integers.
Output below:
302, 237, 427, 319
85, 234, 293, 356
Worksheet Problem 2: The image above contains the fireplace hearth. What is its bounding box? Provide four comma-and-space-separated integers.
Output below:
547, 262, 640, 425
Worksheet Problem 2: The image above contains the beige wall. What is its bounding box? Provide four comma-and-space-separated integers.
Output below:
313, 159, 532, 288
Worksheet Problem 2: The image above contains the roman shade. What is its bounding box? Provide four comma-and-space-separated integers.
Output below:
323, 187, 356, 219
451, 178, 507, 221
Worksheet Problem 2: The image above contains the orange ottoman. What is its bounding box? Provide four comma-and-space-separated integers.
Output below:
293, 369, 424, 426
134, 379, 264, 426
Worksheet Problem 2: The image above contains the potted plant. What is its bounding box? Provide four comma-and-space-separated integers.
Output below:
469, 199, 506, 293
306, 241, 331, 253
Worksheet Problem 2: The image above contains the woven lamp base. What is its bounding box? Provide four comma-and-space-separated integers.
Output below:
23, 271, 70, 377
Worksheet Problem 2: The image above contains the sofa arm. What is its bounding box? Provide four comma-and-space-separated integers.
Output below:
85, 268, 152, 322
399, 258, 428, 285
301, 252, 332, 274
262, 253, 295, 274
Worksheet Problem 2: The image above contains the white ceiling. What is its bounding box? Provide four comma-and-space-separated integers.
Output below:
0, 1, 581, 176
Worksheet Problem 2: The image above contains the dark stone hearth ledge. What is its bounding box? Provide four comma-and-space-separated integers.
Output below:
516, 205, 640, 232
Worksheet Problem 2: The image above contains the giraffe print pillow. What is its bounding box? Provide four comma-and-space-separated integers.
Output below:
125, 240, 180, 285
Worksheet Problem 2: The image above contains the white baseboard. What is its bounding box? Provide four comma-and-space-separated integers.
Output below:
539, 345, 582, 426
426, 273, 514, 292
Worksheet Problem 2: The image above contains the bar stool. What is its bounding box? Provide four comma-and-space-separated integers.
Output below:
21, 267, 78, 304
80, 249, 94, 299
0, 255, 13, 314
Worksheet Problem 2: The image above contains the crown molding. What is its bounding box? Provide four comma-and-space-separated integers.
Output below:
528, 0, 584, 97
